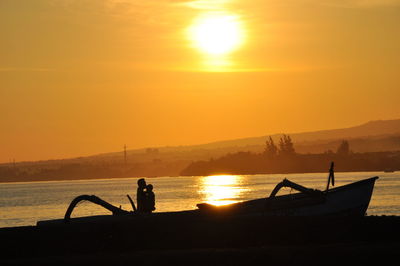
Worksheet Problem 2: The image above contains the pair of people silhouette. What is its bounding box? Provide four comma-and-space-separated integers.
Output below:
136, 178, 155, 213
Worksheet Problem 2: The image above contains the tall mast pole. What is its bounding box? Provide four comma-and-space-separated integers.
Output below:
124, 144, 127, 166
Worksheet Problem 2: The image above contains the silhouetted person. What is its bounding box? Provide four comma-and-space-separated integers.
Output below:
145, 184, 155, 213
136, 178, 147, 212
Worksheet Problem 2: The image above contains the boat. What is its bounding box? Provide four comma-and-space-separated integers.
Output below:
197, 176, 378, 217
384, 169, 395, 173
37, 162, 378, 227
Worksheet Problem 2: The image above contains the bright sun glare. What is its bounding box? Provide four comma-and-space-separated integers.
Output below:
201, 175, 244, 206
189, 14, 244, 55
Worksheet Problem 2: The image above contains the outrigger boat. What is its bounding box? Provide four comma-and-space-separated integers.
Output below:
37, 162, 378, 227
2, 164, 397, 263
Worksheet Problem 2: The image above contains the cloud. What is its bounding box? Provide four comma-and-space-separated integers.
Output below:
0, 67, 54, 72
174, 0, 231, 9
47, 0, 191, 26
320, 0, 400, 8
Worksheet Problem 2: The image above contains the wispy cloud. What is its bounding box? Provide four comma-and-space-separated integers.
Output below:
47, 0, 192, 27
0, 67, 54, 72
173, 0, 231, 9
170, 64, 341, 73
320, 0, 400, 8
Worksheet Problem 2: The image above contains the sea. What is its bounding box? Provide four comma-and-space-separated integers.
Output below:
0, 171, 399, 228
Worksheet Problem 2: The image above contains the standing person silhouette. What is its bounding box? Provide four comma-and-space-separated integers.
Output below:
136, 178, 147, 213
145, 184, 155, 213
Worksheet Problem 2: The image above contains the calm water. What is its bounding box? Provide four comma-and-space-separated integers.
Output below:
0, 172, 399, 228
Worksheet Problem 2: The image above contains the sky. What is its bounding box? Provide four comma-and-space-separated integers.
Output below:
0, 0, 399, 162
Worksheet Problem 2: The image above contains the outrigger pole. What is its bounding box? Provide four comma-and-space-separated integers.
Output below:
64, 195, 130, 222
326, 161, 335, 191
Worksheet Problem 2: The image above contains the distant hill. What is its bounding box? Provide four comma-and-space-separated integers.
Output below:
4, 119, 400, 164
113, 119, 400, 156
65, 119, 400, 171
183, 119, 400, 150
1, 119, 399, 182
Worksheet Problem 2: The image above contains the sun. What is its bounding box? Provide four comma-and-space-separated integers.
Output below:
188, 14, 244, 55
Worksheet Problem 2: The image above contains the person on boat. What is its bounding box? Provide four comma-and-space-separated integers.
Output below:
145, 184, 156, 213
136, 178, 147, 212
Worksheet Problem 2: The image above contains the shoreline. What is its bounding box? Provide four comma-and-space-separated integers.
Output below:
3, 242, 400, 266
0, 169, 395, 184
0, 215, 399, 265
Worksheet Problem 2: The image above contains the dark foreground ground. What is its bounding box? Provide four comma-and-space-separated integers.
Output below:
0, 215, 399, 265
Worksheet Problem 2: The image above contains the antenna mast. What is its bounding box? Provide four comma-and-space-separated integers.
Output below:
124, 144, 127, 166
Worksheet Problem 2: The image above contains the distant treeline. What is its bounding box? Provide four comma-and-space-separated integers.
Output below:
0, 160, 189, 183
1, 135, 399, 182
180, 136, 400, 176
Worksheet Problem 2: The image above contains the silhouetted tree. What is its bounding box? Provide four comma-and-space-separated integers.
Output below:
278, 134, 296, 156
336, 140, 350, 156
264, 137, 278, 157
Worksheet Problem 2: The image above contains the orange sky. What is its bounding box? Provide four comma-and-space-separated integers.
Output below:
1, 0, 399, 162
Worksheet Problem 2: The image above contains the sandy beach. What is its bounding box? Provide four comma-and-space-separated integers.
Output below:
1, 216, 399, 265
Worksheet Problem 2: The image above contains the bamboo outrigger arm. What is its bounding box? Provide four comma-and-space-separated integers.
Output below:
64, 195, 130, 221
269, 179, 324, 198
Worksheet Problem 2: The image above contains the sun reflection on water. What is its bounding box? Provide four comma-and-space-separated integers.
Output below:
199, 175, 245, 206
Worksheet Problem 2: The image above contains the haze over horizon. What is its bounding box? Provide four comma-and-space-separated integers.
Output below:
2, 118, 399, 164
1, 0, 399, 162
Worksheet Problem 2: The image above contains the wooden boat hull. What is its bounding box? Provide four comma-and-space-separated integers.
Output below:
37, 177, 378, 227
195, 176, 378, 217
268, 176, 378, 216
